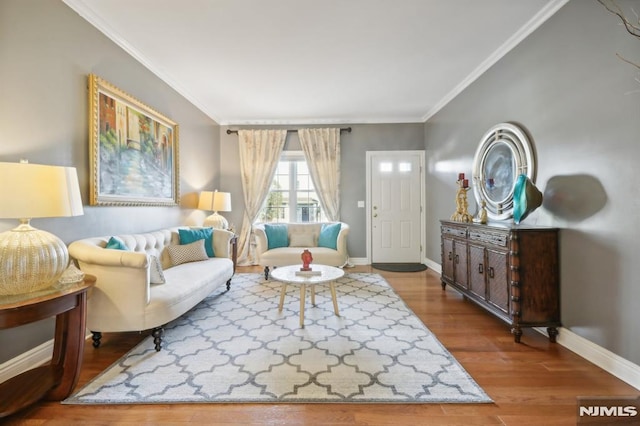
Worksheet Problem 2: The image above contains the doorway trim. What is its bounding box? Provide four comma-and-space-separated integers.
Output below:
365, 150, 426, 265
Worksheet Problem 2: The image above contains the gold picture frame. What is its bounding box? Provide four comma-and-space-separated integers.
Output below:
88, 74, 179, 206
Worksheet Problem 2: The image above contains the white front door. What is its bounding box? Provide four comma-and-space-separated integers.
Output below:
367, 151, 424, 263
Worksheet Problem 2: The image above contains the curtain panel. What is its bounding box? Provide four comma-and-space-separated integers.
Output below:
298, 128, 341, 221
236, 129, 287, 265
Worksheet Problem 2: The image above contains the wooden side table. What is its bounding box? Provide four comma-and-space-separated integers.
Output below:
0, 275, 96, 418
230, 234, 238, 273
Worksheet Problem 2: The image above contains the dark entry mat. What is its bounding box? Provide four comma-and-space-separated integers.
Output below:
372, 263, 428, 272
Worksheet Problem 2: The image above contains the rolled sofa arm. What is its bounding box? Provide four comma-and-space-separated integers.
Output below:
68, 237, 152, 321
253, 224, 268, 256
68, 238, 148, 268
212, 228, 234, 258
336, 223, 350, 257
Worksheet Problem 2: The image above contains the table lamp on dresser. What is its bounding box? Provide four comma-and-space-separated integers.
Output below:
0, 160, 84, 295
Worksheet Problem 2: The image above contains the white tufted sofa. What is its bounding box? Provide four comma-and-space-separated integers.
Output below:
253, 222, 349, 279
68, 227, 234, 351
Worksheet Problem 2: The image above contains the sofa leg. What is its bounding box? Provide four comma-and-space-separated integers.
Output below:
226, 278, 231, 291
151, 327, 164, 351
264, 266, 270, 280
91, 331, 102, 348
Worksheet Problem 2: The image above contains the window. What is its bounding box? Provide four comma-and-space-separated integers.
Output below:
258, 152, 326, 223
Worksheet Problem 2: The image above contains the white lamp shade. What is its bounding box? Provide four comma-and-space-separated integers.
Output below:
197, 191, 214, 211
198, 190, 231, 212
0, 162, 84, 219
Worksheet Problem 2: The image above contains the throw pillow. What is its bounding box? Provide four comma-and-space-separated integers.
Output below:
167, 239, 209, 266
178, 227, 214, 257
264, 224, 289, 250
318, 223, 341, 250
289, 233, 316, 248
149, 255, 166, 284
106, 236, 128, 250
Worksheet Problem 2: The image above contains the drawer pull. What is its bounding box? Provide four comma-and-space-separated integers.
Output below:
489, 267, 495, 278
455, 254, 459, 264
478, 263, 484, 274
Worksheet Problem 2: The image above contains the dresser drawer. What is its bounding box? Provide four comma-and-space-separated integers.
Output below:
469, 230, 508, 247
442, 225, 467, 238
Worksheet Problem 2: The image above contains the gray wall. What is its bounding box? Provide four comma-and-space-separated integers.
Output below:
219, 123, 424, 258
0, 0, 221, 362
424, 0, 640, 364
4, 0, 638, 372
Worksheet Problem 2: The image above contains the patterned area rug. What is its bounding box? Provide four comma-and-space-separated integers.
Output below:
65, 273, 491, 404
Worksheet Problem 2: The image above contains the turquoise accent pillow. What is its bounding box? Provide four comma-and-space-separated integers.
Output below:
106, 236, 128, 250
318, 223, 341, 250
264, 224, 289, 250
179, 227, 214, 257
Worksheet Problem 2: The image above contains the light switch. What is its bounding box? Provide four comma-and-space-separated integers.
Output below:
357, 201, 365, 208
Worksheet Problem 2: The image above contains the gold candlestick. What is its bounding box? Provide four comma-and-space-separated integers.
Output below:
451, 179, 473, 223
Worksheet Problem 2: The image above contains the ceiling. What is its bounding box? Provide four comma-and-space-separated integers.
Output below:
63, 0, 568, 125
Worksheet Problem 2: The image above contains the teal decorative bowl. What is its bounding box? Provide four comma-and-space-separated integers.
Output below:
513, 174, 543, 224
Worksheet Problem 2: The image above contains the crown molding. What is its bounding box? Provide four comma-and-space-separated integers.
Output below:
61, 0, 222, 124
421, 0, 570, 122
64, 0, 569, 126
220, 116, 425, 126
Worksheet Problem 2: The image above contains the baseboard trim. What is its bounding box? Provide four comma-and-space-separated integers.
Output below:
424, 258, 442, 274
0, 339, 52, 383
3, 264, 639, 392
424, 257, 640, 391
535, 326, 640, 390
348, 257, 368, 266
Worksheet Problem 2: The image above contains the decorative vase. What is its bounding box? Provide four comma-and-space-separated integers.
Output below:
300, 249, 313, 271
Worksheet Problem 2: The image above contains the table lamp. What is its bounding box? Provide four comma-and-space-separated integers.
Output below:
198, 190, 231, 229
0, 161, 84, 295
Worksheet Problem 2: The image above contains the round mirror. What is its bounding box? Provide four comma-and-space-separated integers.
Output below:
472, 123, 535, 221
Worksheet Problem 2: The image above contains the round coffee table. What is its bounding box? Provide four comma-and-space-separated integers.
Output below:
270, 264, 345, 328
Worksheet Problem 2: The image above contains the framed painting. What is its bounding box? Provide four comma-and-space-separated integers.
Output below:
88, 74, 179, 206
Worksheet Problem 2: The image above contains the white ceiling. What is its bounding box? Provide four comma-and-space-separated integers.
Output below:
63, 0, 568, 125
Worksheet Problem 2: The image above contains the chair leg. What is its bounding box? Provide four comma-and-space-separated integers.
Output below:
264, 266, 270, 280
226, 278, 232, 291
151, 327, 164, 351
91, 331, 102, 348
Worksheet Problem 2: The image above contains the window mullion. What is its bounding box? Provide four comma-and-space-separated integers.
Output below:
290, 160, 297, 222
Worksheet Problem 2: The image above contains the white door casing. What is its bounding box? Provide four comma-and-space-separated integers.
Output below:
366, 151, 425, 263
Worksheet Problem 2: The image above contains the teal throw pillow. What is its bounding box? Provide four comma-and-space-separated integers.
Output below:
318, 223, 341, 250
179, 227, 214, 257
106, 236, 128, 250
264, 224, 289, 250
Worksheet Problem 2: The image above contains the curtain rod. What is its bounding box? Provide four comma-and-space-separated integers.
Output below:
226, 127, 352, 135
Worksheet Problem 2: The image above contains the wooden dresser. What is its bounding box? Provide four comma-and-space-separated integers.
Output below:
440, 220, 560, 343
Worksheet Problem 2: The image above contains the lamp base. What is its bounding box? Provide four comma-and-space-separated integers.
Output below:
0, 223, 69, 295
203, 212, 229, 230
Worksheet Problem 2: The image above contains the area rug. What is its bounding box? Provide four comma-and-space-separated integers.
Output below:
372, 263, 428, 273
64, 273, 491, 404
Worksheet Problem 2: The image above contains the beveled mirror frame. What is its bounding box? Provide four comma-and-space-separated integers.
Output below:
472, 123, 536, 221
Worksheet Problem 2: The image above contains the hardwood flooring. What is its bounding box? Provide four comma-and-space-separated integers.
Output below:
5, 265, 638, 425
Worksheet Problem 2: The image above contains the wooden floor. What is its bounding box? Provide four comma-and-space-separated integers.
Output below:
5, 265, 638, 425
